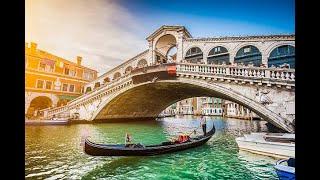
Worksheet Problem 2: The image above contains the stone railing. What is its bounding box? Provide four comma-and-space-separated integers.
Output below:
43, 63, 177, 118
176, 63, 295, 82
44, 77, 133, 117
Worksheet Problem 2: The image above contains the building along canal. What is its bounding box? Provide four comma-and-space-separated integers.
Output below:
25, 116, 279, 179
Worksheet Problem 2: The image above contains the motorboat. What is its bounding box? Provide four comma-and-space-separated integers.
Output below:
274, 158, 295, 179
235, 133, 295, 158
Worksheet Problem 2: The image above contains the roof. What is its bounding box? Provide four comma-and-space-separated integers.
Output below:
26, 45, 98, 73
146, 25, 192, 41
98, 49, 149, 78
186, 34, 295, 42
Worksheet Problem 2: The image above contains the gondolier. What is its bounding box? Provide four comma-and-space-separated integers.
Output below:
200, 115, 207, 136
125, 133, 132, 145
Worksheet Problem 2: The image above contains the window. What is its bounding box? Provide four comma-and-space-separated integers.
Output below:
83, 71, 93, 80
45, 81, 52, 89
39, 62, 54, 72
70, 70, 76, 76
214, 47, 221, 53
36, 80, 44, 88
39, 63, 46, 71
69, 84, 75, 92
244, 47, 251, 53
65, 68, 70, 75
62, 84, 68, 91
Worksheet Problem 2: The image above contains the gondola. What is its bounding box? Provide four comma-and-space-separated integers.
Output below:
84, 124, 215, 156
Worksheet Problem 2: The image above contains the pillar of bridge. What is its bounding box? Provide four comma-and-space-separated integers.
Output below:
261, 52, 268, 66
176, 31, 184, 62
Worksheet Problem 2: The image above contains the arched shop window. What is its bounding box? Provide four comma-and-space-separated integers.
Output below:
185, 47, 203, 63
268, 45, 295, 68
234, 45, 262, 66
125, 66, 133, 74
113, 72, 121, 80
137, 59, 148, 68
207, 46, 230, 64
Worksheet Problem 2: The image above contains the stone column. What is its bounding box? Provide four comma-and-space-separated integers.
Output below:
261, 53, 268, 66
147, 40, 154, 65
176, 32, 184, 62
229, 52, 236, 64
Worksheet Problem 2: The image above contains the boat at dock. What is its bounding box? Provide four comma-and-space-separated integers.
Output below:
235, 133, 295, 159
274, 158, 295, 180
84, 124, 215, 156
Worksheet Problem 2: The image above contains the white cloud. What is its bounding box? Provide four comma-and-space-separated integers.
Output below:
26, 0, 148, 75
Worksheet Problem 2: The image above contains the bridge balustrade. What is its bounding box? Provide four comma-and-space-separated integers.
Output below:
176, 63, 295, 82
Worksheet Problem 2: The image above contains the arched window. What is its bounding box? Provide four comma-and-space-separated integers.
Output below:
103, 77, 110, 83
185, 47, 203, 63
234, 45, 262, 66
94, 82, 100, 88
208, 46, 230, 65
85, 87, 92, 93
137, 59, 148, 68
113, 72, 121, 80
268, 45, 295, 68
166, 46, 177, 63
125, 66, 133, 74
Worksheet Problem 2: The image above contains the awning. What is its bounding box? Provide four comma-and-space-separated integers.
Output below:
41, 58, 55, 66
57, 95, 78, 101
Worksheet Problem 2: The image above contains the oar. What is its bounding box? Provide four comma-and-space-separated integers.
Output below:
187, 125, 201, 136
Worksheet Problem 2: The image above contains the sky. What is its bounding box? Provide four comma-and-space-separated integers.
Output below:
25, 0, 295, 75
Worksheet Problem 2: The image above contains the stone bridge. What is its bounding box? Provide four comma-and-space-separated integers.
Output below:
43, 63, 295, 132
41, 25, 295, 132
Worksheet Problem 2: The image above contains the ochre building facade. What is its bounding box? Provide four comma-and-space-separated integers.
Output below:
25, 42, 97, 119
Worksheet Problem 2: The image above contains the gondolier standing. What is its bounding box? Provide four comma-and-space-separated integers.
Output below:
125, 133, 132, 145
200, 115, 207, 136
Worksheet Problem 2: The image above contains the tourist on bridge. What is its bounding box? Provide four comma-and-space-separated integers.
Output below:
200, 115, 207, 136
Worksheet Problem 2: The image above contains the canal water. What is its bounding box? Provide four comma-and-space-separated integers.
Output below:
25, 116, 278, 179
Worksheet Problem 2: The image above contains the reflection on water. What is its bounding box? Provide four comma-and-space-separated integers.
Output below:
25, 116, 276, 179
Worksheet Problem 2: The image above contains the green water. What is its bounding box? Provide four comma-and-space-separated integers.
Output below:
25, 116, 278, 179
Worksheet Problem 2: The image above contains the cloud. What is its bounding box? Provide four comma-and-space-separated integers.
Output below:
26, 0, 148, 75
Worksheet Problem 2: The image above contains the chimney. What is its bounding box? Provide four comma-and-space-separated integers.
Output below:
77, 56, 82, 66
30, 42, 37, 51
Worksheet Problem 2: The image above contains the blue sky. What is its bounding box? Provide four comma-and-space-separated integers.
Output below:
118, 0, 295, 38
26, 0, 294, 74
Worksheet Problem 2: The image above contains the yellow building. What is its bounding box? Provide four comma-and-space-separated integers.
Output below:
25, 42, 98, 119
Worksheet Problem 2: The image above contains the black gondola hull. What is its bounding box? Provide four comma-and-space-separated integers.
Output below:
84, 125, 215, 156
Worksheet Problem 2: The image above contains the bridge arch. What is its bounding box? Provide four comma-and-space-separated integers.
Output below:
267, 44, 295, 68
234, 45, 262, 66
184, 46, 204, 64
155, 34, 177, 58
91, 79, 293, 132
207, 46, 230, 65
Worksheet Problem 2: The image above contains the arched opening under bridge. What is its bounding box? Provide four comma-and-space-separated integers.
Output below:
91, 80, 293, 132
